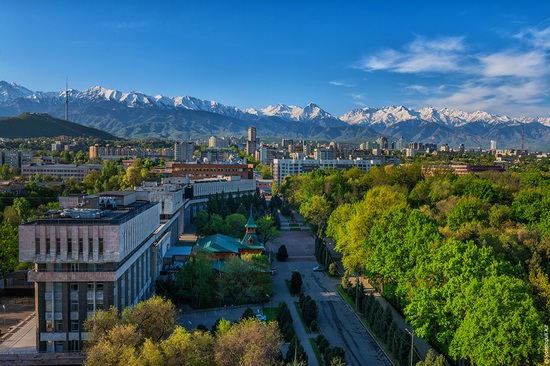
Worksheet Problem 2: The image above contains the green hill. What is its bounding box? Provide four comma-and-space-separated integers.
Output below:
0, 113, 117, 139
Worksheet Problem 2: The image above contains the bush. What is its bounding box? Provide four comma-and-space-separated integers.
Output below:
286, 336, 308, 365
241, 307, 255, 321
276, 244, 289, 261
324, 347, 346, 366
310, 320, 318, 332
329, 262, 338, 276
315, 334, 330, 354
290, 270, 303, 294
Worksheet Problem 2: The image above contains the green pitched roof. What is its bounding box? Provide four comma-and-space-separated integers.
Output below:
245, 212, 257, 229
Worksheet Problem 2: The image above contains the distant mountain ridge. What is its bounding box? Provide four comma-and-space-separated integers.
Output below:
0, 81, 549, 150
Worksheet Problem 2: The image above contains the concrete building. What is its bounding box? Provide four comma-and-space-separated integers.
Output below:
174, 141, 194, 162
1, 150, 32, 169
22, 164, 103, 181
246, 126, 258, 155
171, 162, 254, 180
19, 191, 165, 353
273, 158, 388, 184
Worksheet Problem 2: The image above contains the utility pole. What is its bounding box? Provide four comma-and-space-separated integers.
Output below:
405, 328, 415, 366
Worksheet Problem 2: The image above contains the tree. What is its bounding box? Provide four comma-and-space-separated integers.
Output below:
257, 214, 281, 246
449, 275, 542, 366
12, 197, 31, 222
176, 252, 214, 308
276, 244, 289, 262
160, 326, 216, 366
286, 337, 308, 365
290, 270, 303, 295
0, 221, 18, 278
215, 318, 283, 366
416, 349, 445, 366
241, 307, 256, 321
299, 194, 331, 238
222, 213, 247, 238
217, 255, 271, 304
121, 295, 176, 342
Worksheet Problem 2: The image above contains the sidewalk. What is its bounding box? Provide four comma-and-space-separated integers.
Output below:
271, 260, 318, 365
0, 314, 36, 354
356, 277, 437, 360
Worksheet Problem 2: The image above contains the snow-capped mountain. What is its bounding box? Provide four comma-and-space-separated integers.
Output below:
0, 81, 549, 150
340, 106, 528, 128
246, 102, 337, 122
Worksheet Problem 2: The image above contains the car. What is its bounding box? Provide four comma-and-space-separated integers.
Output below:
313, 265, 326, 272
256, 314, 267, 321
270, 268, 277, 276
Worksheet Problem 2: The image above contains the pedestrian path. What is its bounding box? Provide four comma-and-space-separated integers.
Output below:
0, 314, 36, 354
354, 277, 438, 361
270, 261, 318, 365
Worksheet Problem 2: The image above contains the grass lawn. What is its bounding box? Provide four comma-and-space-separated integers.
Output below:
292, 301, 312, 334
309, 338, 324, 365
262, 307, 278, 322
335, 285, 400, 366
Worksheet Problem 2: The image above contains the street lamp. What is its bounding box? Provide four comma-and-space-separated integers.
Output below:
405, 328, 415, 366
2, 304, 6, 335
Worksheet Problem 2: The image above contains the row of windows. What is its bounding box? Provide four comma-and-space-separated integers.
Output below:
36, 237, 103, 255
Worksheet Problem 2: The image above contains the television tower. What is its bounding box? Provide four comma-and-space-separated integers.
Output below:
65, 77, 69, 121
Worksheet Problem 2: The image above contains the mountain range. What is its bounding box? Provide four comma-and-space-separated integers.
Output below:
1, 81, 549, 150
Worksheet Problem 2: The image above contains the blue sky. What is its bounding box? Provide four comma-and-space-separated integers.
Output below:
2, 1, 550, 117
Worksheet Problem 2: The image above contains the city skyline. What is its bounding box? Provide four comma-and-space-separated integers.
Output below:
3, 1, 550, 118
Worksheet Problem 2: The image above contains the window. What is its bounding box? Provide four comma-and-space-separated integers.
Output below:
70, 263, 79, 272
70, 300, 78, 312
70, 283, 78, 292
35, 238, 40, 254
67, 238, 72, 254
88, 238, 93, 255
78, 238, 83, 254
46, 320, 53, 332
68, 340, 80, 352
56, 238, 60, 255
99, 238, 104, 254
70, 320, 79, 331
46, 238, 50, 254
55, 320, 63, 331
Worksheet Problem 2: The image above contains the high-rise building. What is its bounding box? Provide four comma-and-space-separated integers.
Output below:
490, 140, 497, 150
247, 126, 256, 143
174, 142, 194, 162
246, 126, 257, 155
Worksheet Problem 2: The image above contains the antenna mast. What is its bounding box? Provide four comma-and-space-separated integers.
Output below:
65, 76, 69, 121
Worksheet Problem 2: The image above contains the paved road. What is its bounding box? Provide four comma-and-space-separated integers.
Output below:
272, 230, 391, 366
275, 260, 391, 366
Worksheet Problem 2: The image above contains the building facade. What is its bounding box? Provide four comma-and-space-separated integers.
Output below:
273, 158, 385, 184
19, 191, 164, 353
22, 164, 103, 181
171, 163, 254, 180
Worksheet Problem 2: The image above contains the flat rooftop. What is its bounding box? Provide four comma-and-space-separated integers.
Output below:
22, 201, 156, 226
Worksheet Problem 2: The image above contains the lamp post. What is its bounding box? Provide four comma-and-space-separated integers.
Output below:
405, 328, 415, 366
2, 304, 6, 335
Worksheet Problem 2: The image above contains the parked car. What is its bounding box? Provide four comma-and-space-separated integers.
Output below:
313, 265, 326, 272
